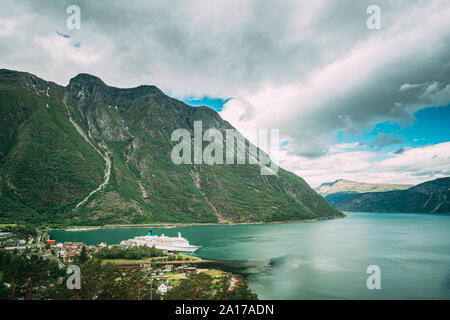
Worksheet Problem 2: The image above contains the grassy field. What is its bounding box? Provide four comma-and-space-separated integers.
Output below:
100, 254, 201, 265
101, 257, 156, 265
199, 269, 224, 278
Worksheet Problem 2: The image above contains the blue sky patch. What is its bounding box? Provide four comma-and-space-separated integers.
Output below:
337, 104, 450, 156
56, 30, 70, 39
183, 96, 231, 112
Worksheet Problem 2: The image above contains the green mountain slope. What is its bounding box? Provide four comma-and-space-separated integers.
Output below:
0, 69, 343, 225
336, 177, 450, 213
0, 70, 106, 224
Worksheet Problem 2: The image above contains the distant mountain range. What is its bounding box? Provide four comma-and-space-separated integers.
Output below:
315, 179, 412, 206
315, 179, 412, 196
0, 69, 343, 226
318, 178, 450, 213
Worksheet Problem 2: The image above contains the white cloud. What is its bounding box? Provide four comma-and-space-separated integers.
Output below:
400, 83, 424, 91
0, 18, 18, 36
280, 142, 450, 187
1, 0, 449, 187
327, 143, 360, 154
33, 34, 101, 64
220, 2, 450, 158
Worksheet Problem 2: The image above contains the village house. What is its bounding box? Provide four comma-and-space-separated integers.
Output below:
97, 242, 107, 248
64, 247, 80, 262
177, 266, 196, 273
157, 283, 169, 294
163, 265, 172, 272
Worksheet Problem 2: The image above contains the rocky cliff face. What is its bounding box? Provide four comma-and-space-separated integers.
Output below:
0, 69, 343, 225
336, 177, 450, 213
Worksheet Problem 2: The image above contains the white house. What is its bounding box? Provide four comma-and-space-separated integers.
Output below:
164, 265, 172, 272
158, 283, 168, 294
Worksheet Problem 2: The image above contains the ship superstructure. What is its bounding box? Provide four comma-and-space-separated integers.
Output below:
121, 231, 201, 252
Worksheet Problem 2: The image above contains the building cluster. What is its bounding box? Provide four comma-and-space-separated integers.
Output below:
1, 232, 206, 297
0, 232, 13, 239
0, 228, 34, 251
0, 237, 27, 250
177, 265, 197, 273
49, 241, 108, 262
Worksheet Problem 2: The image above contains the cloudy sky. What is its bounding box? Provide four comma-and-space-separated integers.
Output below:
1, 0, 449, 187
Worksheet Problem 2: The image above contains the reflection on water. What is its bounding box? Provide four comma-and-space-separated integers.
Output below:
49, 212, 450, 299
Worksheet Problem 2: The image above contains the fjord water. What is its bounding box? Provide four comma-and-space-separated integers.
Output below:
49, 212, 450, 299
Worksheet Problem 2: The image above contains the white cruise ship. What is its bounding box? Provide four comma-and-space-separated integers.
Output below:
120, 230, 201, 252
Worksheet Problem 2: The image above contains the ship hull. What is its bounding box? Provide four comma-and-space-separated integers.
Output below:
140, 243, 201, 252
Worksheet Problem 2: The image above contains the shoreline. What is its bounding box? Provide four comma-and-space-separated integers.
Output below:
48, 215, 345, 231
101, 258, 244, 266
46, 212, 450, 231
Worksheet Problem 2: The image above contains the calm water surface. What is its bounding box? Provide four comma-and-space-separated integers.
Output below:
49, 212, 450, 299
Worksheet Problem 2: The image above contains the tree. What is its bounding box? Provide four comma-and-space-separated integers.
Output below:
165, 272, 258, 300
0, 249, 63, 300
50, 261, 157, 300
79, 245, 88, 263
165, 273, 214, 300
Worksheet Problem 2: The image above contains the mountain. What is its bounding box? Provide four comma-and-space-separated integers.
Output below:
315, 179, 412, 206
335, 177, 450, 213
315, 179, 412, 196
0, 69, 343, 226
